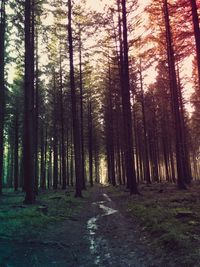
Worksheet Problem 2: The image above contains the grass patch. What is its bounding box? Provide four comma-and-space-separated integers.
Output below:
113, 183, 200, 266
0, 189, 89, 240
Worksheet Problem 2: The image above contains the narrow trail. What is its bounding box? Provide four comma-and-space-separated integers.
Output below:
0, 186, 157, 267
85, 186, 150, 267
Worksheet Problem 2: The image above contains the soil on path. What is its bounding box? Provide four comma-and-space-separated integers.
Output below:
0, 185, 160, 267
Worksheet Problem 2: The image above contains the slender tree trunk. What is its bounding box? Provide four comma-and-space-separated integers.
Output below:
59, 51, 67, 190
34, 26, 39, 194
164, 0, 189, 189
190, 0, 200, 90
44, 127, 47, 187
70, 130, 74, 187
120, 0, 138, 194
68, 0, 82, 197
108, 60, 116, 186
48, 145, 52, 189
24, 0, 35, 203
7, 142, 12, 188
139, 60, 151, 184
53, 72, 58, 190
165, 1, 188, 185
14, 113, 19, 191
94, 146, 100, 183
9, 144, 14, 188
40, 127, 45, 189
79, 26, 86, 190
0, 0, 5, 195
169, 142, 176, 183
66, 126, 70, 186
53, 130, 58, 190
88, 100, 93, 187
59, 141, 62, 185
132, 107, 140, 183
176, 63, 192, 183
116, 125, 122, 185
162, 132, 170, 182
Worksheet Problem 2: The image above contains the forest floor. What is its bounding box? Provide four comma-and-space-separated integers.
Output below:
0, 183, 200, 266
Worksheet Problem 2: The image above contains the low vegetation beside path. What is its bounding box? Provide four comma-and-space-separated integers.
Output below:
107, 182, 200, 267
0, 188, 89, 240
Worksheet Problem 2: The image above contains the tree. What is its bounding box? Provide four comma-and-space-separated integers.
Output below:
23, 0, 35, 203
163, 0, 191, 189
120, 0, 138, 194
190, 0, 200, 89
0, 0, 5, 194
68, 0, 82, 197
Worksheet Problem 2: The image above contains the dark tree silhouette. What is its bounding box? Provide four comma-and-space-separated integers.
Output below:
163, 0, 191, 189
68, 0, 82, 197
120, 0, 138, 194
0, 0, 5, 195
23, 0, 35, 203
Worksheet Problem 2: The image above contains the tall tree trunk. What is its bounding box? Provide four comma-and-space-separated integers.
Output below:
48, 144, 52, 189
14, 113, 19, 191
0, 0, 5, 195
53, 129, 58, 190
79, 25, 86, 190
7, 142, 12, 188
163, 0, 188, 189
53, 71, 58, 190
108, 61, 116, 186
139, 60, 151, 184
132, 107, 140, 183
190, 0, 200, 90
68, 0, 82, 197
169, 142, 176, 183
116, 124, 122, 185
24, 0, 35, 203
120, 0, 138, 194
88, 100, 93, 187
40, 126, 45, 189
34, 26, 39, 194
59, 51, 67, 190
70, 129, 74, 187
66, 125, 70, 186
44, 127, 48, 187
176, 63, 192, 183
9, 144, 14, 188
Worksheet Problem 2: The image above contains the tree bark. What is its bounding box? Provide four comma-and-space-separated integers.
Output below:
120, 0, 138, 194
14, 113, 19, 191
23, 0, 35, 203
40, 126, 46, 189
163, 0, 188, 189
53, 71, 58, 190
0, 0, 5, 195
139, 60, 151, 184
34, 26, 39, 194
59, 51, 67, 190
68, 0, 82, 197
79, 26, 86, 190
88, 100, 93, 187
190, 0, 200, 90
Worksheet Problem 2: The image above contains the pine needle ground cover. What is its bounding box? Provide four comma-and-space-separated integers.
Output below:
0, 189, 87, 240
109, 183, 200, 267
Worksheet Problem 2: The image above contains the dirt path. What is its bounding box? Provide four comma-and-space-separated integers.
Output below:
0, 186, 158, 267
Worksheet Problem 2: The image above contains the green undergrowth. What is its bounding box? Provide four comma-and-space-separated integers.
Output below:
0, 188, 90, 240
110, 183, 200, 266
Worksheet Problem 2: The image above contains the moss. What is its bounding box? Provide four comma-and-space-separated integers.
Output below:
0, 189, 88, 239
109, 183, 200, 266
